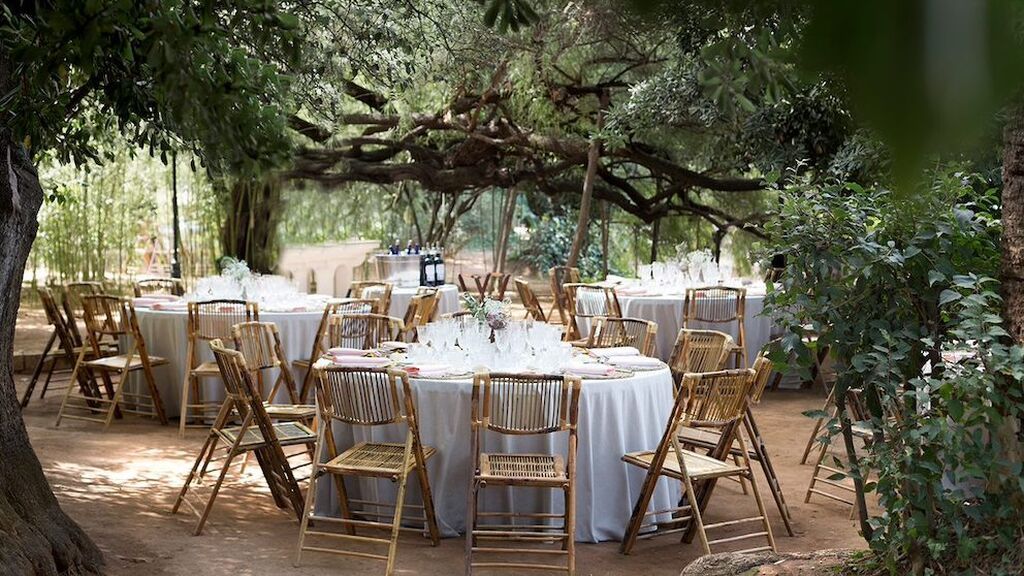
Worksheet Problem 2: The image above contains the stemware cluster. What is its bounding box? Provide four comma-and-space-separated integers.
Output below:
408, 318, 571, 373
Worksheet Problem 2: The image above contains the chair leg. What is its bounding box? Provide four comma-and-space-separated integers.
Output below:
39, 353, 61, 399
413, 460, 440, 545
194, 447, 243, 536
737, 435, 777, 552
21, 331, 56, 407
619, 459, 664, 554
465, 478, 479, 576
680, 471, 711, 555
804, 438, 831, 503
141, 360, 169, 425
384, 441, 414, 576
800, 388, 835, 465
55, 347, 89, 427
745, 412, 794, 536
564, 482, 576, 575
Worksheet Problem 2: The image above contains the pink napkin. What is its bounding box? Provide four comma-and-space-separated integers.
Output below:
607, 356, 663, 369
563, 362, 616, 377
328, 347, 367, 357
132, 298, 162, 308
591, 346, 641, 358
152, 301, 188, 311
405, 363, 452, 378
331, 356, 391, 368
145, 294, 181, 302
616, 288, 647, 296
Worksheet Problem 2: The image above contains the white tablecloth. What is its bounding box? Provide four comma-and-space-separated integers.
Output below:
132, 308, 322, 413
386, 284, 460, 318
617, 290, 773, 363
316, 367, 678, 543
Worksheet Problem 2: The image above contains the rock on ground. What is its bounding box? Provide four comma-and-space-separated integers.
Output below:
680, 549, 855, 576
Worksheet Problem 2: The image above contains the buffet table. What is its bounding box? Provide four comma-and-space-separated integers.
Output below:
316, 367, 679, 543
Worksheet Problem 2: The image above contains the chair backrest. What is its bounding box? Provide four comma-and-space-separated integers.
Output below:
315, 366, 409, 426
348, 281, 393, 314
587, 317, 657, 356
749, 354, 774, 404
209, 339, 260, 409
80, 295, 152, 359
683, 286, 746, 324
472, 372, 581, 435
337, 298, 379, 315
38, 287, 78, 354
678, 368, 754, 429
668, 329, 733, 378
232, 321, 285, 371
187, 300, 259, 342
133, 277, 185, 297
564, 283, 620, 339
402, 292, 438, 335
514, 279, 546, 322
66, 281, 104, 308
327, 313, 403, 349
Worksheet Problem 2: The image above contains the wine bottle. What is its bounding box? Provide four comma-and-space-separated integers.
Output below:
436, 247, 445, 285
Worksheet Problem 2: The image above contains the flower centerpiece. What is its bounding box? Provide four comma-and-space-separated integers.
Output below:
462, 293, 511, 333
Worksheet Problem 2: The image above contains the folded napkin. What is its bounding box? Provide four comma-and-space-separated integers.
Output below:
147, 294, 181, 302
405, 363, 452, 378
151, 301, 188, 311
607, 355, 663, 369
591, 346, 641, 358
328, 347, 367, 357
379, 341, 409, 350
615, 287, 648, 296
132, 298, 163, 308
562, 362, 616, 377
331, 356, 391, 368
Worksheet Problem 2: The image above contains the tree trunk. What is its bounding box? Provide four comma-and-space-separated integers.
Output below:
494, 187, 518, 273
1002, 109, 1024, 343
650, 218, 660, 262
0, 137, 104, 574
567, 93, 607, 269
221, 177, 282, 274
600, 200, 609, 277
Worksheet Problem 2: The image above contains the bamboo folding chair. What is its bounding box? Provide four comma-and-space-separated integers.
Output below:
676, 355, 795, 536
133, 277, 185, 297
55, 295, 169, 428
348, 281, 394, 315
514, 278, 547, 322
563, 283, 621, 342
683, 287, 748, 368
328, 313, 404, 350
180, 300, 259, 436
172, 340, 314, 535
547, 266, 580, 325
292, 300, 379, 403
400, 292, 437, 342
21, 287, 100, 407
667, 329, 734, 387
232, 321, 317, 421
620, 368, 775, 556
64, 281, 106, 346
804, 389, 875, 515
296, 367, 440, 574
466, 372, 582, 575
586, 317, 658, 357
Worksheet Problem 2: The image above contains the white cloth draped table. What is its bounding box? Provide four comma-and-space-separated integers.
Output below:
385, 284, 460, 318
316, 367, 679, 543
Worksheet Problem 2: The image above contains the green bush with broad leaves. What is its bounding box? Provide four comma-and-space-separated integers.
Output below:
762, 176, 1024, 574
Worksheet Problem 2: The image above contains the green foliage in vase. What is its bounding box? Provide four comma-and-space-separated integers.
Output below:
763, 173, 1024, 573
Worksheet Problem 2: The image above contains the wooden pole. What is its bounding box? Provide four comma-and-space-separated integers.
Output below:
171, 151, 182, 279
494, 187, 518, 273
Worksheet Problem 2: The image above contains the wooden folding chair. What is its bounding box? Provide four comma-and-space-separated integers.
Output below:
64, 281, 106, 346
586, 317, 658, 356
296, 367, 440, 574
677, 355, 795, 536
805, 388, 875, 515
667, 329, 733, 386
328, 313, 404, 350
180, 299, 259, 436
21, 287, 100, 407
292, 300, 379, 403
348, 281, 394, 315
467, 372, 582, 575
232, 321, 317, 421
172, 340, 314, 535
133, 277, 185, 297
55, 295, 169, 428
514, 278, 547, 322
620, 368, 775, 556
400, 292, 437, 342
548, 266, 580, 325
683, 286, 747, 368
563, 283, 621, 342
415, 286, 442, 321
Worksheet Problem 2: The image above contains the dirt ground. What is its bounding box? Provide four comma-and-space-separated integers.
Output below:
14, 370, 867, 576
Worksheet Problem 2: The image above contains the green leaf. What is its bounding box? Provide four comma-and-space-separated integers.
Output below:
938, 289, 961, 306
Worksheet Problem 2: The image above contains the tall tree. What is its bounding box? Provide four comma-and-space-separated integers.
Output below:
0, 2, 298, 573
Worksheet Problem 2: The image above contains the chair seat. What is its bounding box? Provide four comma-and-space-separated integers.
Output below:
323, 442, 435, 477
264, 403, 317, 420
191, 361, 221, 376
478, 453, 566, 485
83, 354, 168, 371
677, 427, 757, 459
218, 421, 316, 449
292, 359, 311, 370
623, 448, 746, 481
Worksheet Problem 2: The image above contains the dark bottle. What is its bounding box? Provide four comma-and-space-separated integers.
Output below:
414, 242, 421, 255
405, 240, 413, 255
435, 247, 446, 285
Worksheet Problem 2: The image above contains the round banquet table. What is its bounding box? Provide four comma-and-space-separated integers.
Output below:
315, 367, 680, 543
614, 287, 774, 363
385, 284, 461, 318
132, 308, 323, 414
